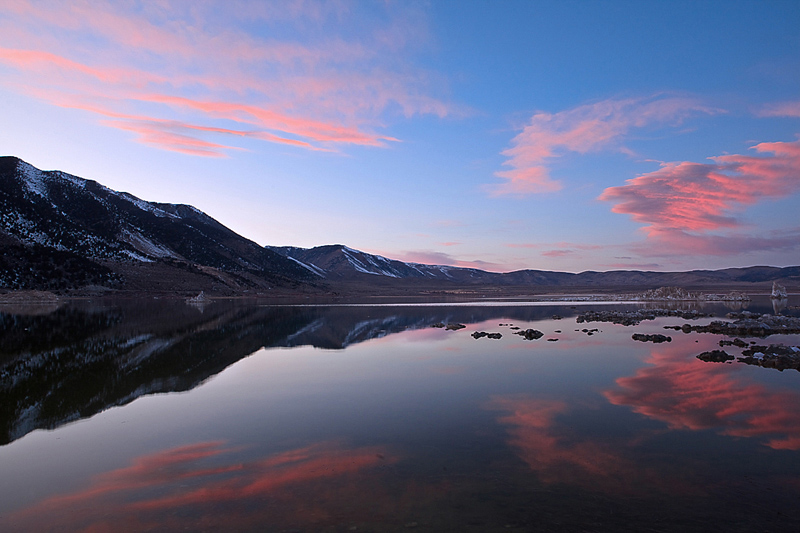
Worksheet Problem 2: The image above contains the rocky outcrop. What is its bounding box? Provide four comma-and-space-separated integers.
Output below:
771, 281, 788, 299
576, 308, 706, 326
514, 328, 544, 340
472, 331, 502, 339
737, 344, 800, 371
632, 333, 671, 343
719, 338, 748, 348
697, 350, 734, 362
677, 313, 800, 337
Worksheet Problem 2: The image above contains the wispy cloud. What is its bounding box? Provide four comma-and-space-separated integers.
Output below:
505, 241, 605, 261
394, 250, 503, 271
0, 0, 451, 156
600, 138, 800, 256
758, 100, 800, 118
491, 95, 719, 195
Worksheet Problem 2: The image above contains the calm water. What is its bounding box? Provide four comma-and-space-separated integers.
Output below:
1, 298, 799, 532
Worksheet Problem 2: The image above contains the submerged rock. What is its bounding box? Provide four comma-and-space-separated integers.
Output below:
445, 323, 466, 331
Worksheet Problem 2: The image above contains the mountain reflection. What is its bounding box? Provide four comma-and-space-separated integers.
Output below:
7, 440, 394, 532
0, 300, 582, 444
605, 342, 800, 450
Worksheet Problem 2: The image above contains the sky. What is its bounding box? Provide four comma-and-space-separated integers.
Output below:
1, 0, 799, 273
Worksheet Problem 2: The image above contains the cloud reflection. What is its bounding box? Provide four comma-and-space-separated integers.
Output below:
9, 440, 394, 531
605, 343, 800, 450
488, 395, 649, 492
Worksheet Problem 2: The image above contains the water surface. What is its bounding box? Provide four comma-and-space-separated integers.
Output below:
1, 298, 799, 531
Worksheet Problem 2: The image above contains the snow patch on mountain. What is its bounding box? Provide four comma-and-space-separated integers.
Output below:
17, 161, 49, 199
51, 171, 87, 189
342, 247, 401, 278
120, 193, 179, 219
287, 256, 325, 277
119, 228, 179, 260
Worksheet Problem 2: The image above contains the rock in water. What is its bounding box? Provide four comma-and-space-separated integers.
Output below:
632, 333, 672, 343
697, 350, 734, 363
771, 281, 788, 299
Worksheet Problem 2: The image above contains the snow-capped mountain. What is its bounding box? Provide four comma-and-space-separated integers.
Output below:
268, 244, 487, 282
0, 156, 314, 291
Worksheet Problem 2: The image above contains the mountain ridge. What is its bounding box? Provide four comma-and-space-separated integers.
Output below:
0, 156, 317, 293
269, 243, 800, 289
1, 156, 798, 294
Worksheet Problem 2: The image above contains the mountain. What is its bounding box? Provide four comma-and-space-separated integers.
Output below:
0, 157, 316, 293
269, 244, 800, 289
268, 244, 488, 281
1, 156, 797, 295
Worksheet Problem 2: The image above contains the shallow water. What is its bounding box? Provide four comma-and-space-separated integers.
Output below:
1, 297, 799, 532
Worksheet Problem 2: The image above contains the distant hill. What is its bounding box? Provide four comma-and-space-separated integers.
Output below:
0, 156, 315, 293
269, 244, 800, 289
1, 156, 797, 295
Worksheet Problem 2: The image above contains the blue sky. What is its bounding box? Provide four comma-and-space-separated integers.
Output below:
1, 0, 798, 272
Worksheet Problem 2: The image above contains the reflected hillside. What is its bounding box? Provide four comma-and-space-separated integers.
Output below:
1, 300, 585, 445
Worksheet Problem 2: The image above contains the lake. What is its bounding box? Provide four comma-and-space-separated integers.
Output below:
1, 297, 799, 532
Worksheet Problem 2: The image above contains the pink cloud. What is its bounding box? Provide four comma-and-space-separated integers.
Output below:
541, 249, 574, 257
631, 228, 800, 257
0, 0, 451, 156
388, 250, 505, 271
491, 95, 719, 195
600, 138, 800, 255
0, 47, 165, 86
758, 100, 800, 118
143, 94, 397, 147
